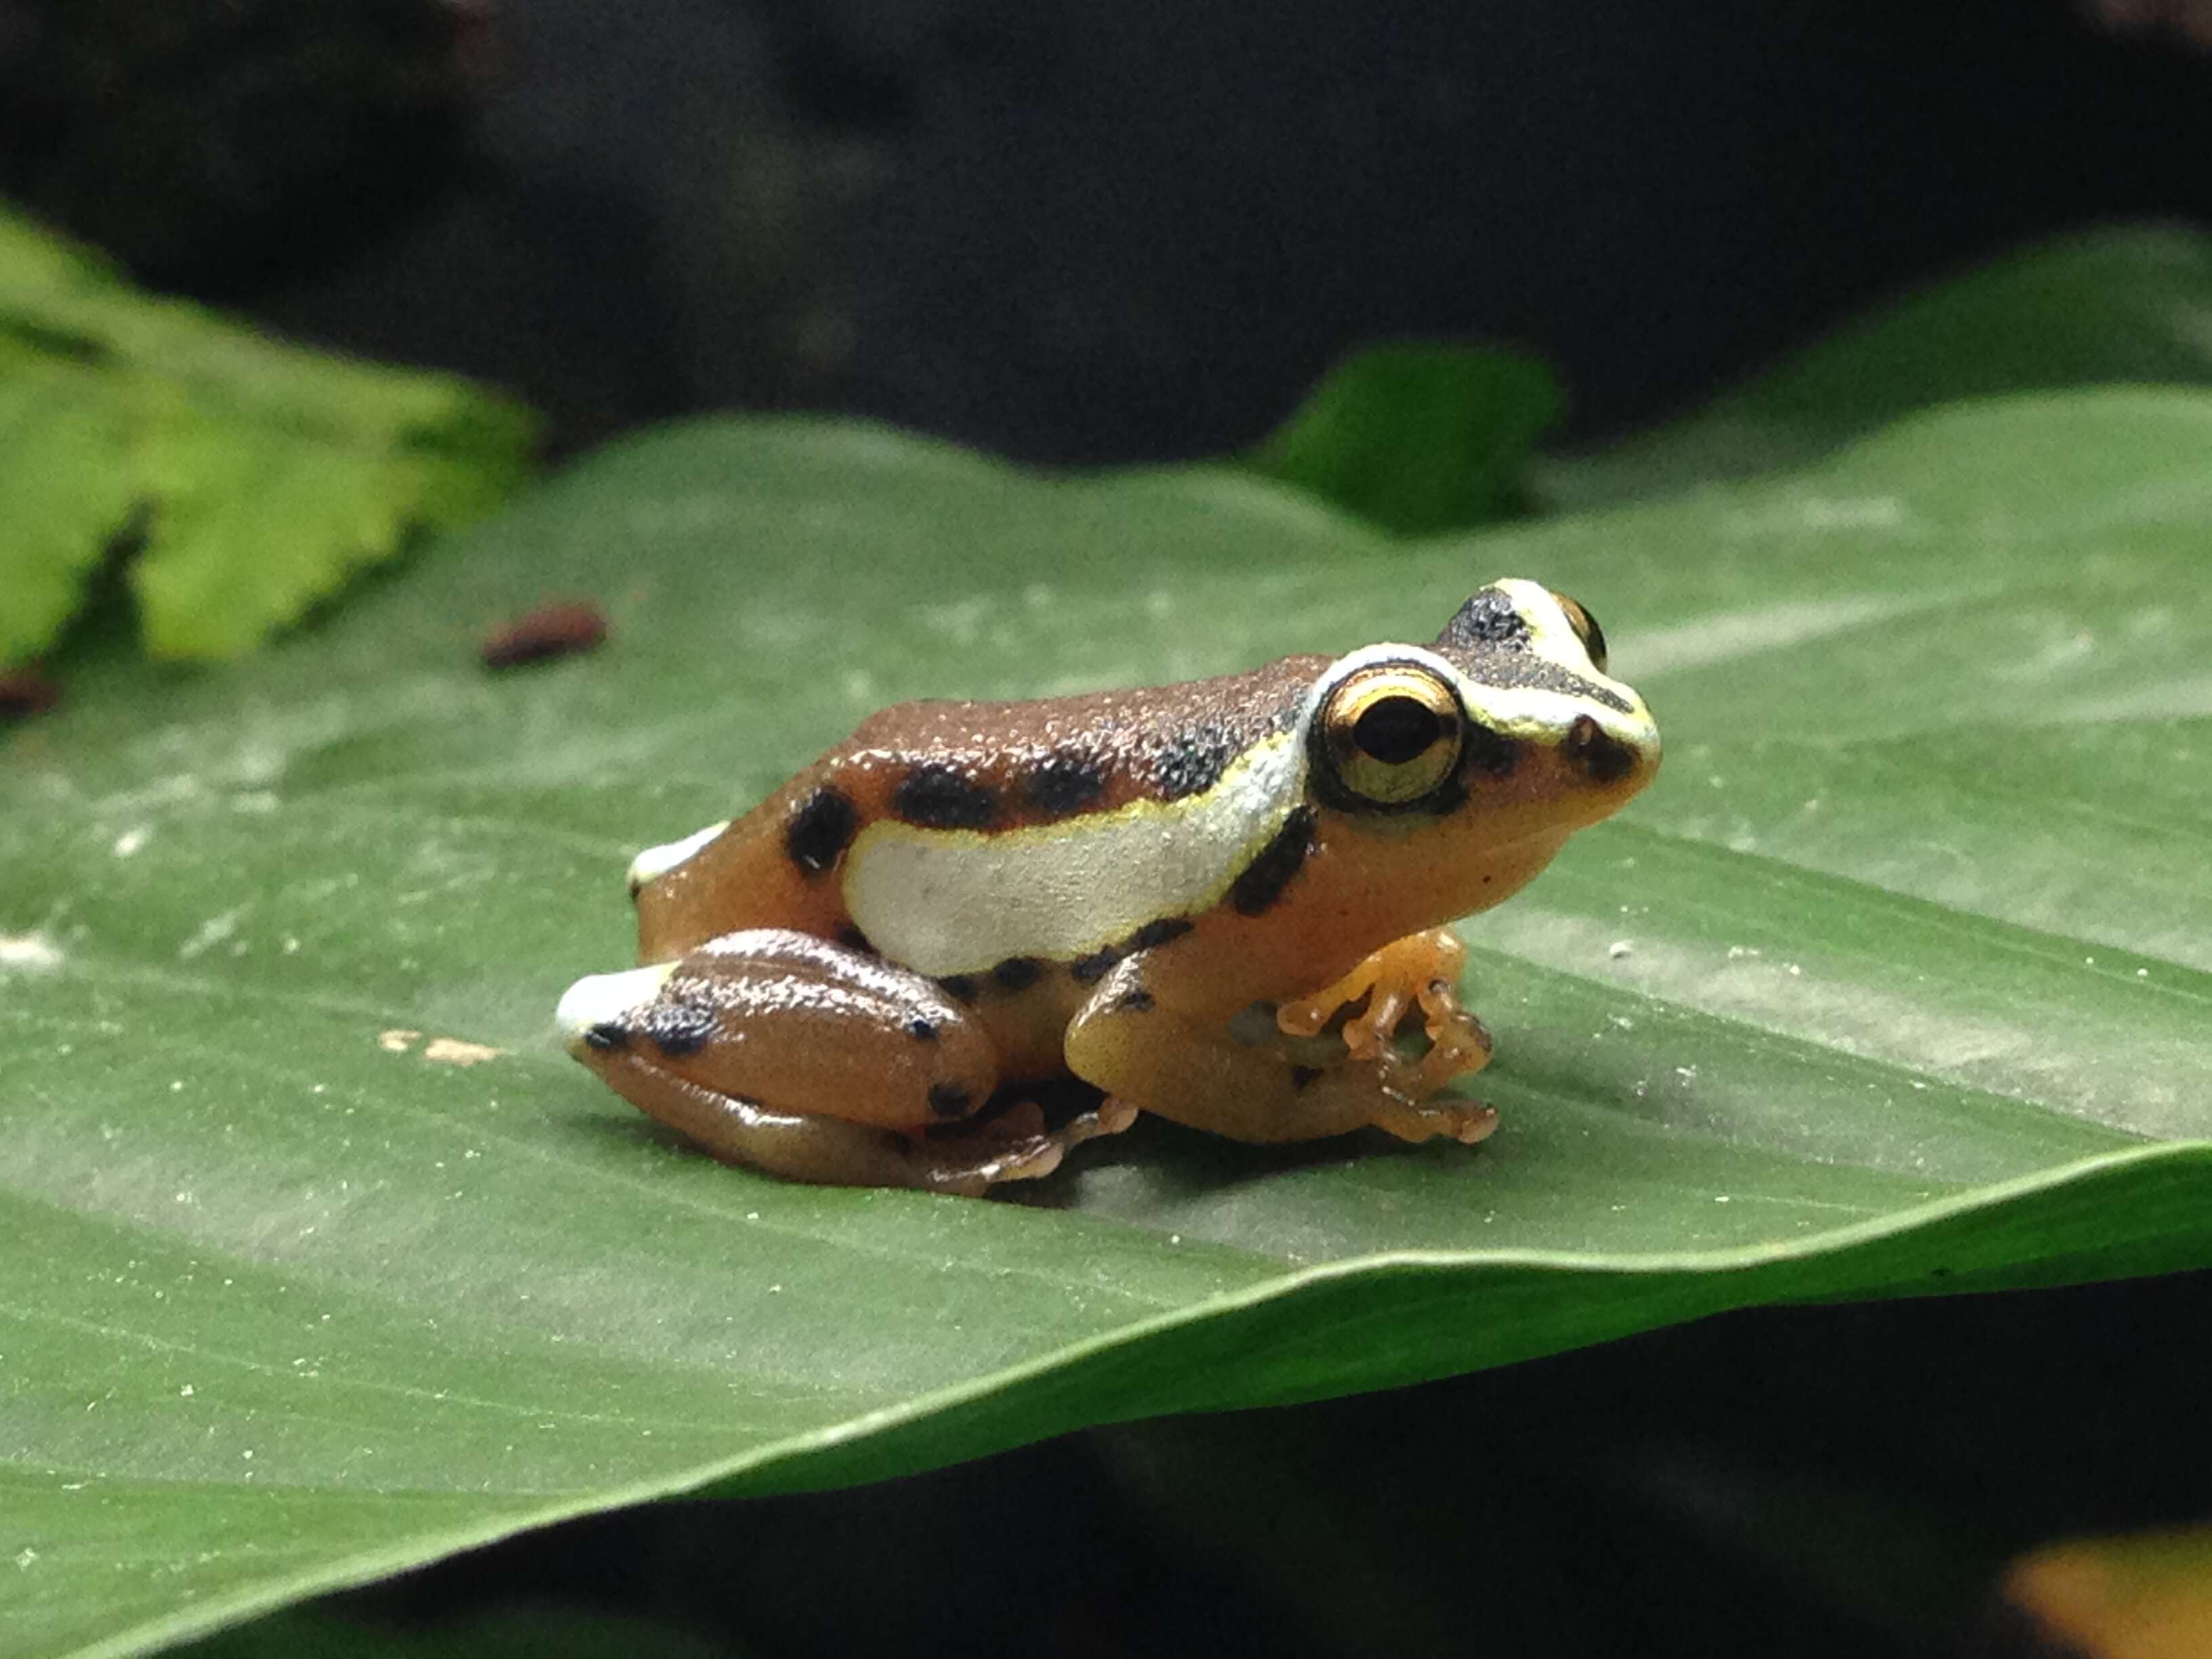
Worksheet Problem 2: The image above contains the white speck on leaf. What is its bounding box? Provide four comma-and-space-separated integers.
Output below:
0, 933, 62, 971
112, 825, 150, 857
178, 907, 246, 960
1608, 939, 1633, 960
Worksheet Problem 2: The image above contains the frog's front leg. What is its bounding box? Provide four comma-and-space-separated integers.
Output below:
558, 928, 1109, 1195
1275, 928, 1494, 1105
1063, 929, 1497, 1148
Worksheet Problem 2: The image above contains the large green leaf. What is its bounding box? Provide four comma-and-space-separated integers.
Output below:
5, 392, 2210, 1659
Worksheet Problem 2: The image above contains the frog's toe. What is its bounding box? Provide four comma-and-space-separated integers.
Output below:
1376, 1097, 1498, 1145
1089, 1097, 1143, 1137
918, 1130, 1064, 1194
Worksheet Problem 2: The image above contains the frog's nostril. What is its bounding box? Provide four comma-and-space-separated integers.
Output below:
1565, 715, 1639, 786
585, 1022, 628, 1052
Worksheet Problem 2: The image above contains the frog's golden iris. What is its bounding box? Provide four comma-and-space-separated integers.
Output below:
1317, 663, 1463, 806
1556, 593, 1608, 672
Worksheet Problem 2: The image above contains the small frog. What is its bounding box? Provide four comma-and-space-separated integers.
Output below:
558, 578, 1658, 1195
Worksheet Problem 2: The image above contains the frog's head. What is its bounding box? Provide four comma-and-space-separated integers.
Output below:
1293, 578, 1659, 912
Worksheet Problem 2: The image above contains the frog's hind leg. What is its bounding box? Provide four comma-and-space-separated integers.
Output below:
570, 1054, 1071, 1197
558, 928, 1103, 1195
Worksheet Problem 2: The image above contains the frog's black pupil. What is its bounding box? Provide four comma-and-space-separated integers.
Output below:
1353, 695, 1441, 764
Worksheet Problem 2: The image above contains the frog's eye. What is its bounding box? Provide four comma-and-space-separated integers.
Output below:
1554, 593, 1608, 674
1319, 665, 1463, 806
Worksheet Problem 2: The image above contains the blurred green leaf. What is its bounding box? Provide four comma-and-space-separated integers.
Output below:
0, 204, 536, 666
1537, 222, 2212, 506
1243, 344, 1560, 533
5, 390, 2211, 1659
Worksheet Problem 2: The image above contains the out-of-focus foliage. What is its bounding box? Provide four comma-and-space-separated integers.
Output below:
0, 204, 534, 668
1245, 226, 2212, 533
1243, 344, 1559, 533
0, 0, 487, 280
1538, 223, 2212, 506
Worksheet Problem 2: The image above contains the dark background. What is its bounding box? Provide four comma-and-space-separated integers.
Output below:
7, 0, 2212, 463
11, 2, 2210, 1654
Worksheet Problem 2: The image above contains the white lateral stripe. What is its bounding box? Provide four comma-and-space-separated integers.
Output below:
843, 733, 1305, 976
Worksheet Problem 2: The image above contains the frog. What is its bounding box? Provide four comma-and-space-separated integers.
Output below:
557, 577, 1659, 1195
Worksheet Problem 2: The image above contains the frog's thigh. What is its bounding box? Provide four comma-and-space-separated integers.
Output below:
560, 928, 1000, 1130
1063, 959, 1495, 1147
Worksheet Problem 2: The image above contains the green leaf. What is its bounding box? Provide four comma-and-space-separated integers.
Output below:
5, 391, 2211, 1659
1244, 344, 1561, 533
0, 204, 537, 666
1537, 222, 2212, 506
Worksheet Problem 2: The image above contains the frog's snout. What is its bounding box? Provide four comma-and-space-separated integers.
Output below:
1562, 712, 1660, 795
556, 964, 676, 1058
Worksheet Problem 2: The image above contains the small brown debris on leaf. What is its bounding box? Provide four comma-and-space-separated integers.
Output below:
423, 1037, 503, 1066
377, 1029, 503, 1065
480, 600, 607, 669
0, 666, 63, 720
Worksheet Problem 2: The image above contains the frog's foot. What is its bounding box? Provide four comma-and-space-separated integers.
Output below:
977, 1091, 1140, 1146
1275, 927, 1494, 1101
1080, 1097, 1145, 1141
909, 1090, 1138, 1193
588, 1052, 1071, 1195
1370, 1095, 1500, 1146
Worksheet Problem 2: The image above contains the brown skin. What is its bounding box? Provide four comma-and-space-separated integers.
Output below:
633, 657, 1324, 962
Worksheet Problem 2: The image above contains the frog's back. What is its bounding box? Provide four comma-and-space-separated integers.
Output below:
630, 655, 1327, 968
